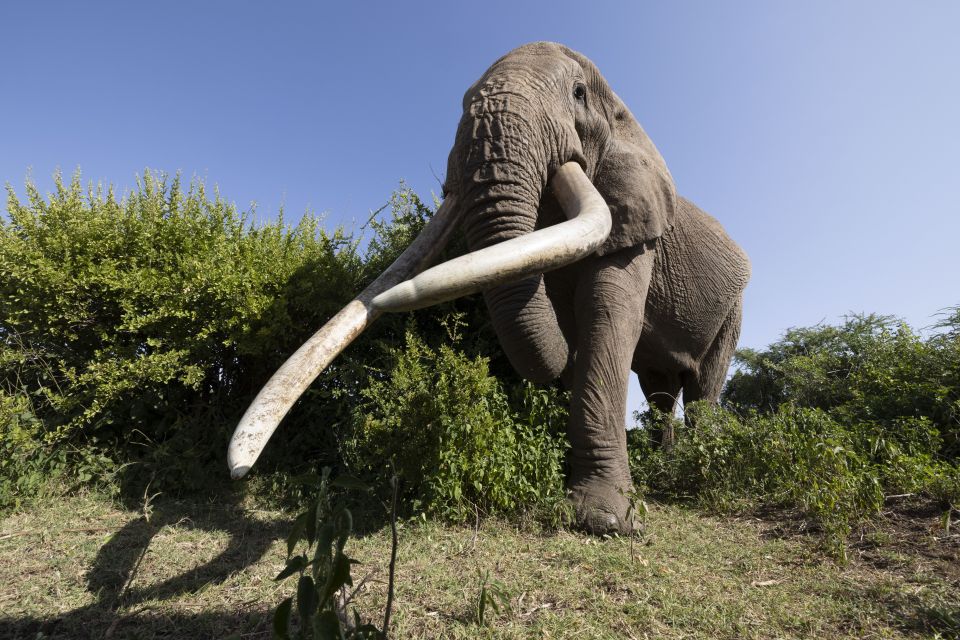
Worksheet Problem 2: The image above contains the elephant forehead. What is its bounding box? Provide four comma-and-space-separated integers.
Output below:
468, 91, 517, 116
474, 56, 573, 99
495, 41, 578, 75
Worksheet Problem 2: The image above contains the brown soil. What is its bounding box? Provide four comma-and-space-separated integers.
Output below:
851, 497, 960, 586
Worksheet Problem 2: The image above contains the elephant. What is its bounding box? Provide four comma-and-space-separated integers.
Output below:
227, 42, 750, 535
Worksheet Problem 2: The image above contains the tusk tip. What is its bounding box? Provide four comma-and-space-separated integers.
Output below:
230, 464, 251, 480
370, 292, 390, 311
371, 281, 418, 313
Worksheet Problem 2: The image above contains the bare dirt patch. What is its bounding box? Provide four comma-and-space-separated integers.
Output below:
852, 498, 960, 584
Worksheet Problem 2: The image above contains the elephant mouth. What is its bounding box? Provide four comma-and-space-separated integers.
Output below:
226, 162, 611, 478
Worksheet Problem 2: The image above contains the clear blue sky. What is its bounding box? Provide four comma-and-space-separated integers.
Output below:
3, 2, 958, 416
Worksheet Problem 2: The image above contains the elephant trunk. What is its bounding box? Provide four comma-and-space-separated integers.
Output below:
485, 275, 568, 383
469, 165, 570, 383
373, 163, 611, 382
463, 91, 577, 382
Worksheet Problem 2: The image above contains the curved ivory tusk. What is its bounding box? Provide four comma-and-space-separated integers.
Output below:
371, 163, 611, 313
227, 196, 461, 479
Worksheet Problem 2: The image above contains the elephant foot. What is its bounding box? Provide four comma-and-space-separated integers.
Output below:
567, 476, 636, 536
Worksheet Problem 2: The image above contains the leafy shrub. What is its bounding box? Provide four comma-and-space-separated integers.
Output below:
723, 312, 960, 521
629, 403, 763, 504
757, 406, 884, 551
631, 403, 885, 552
346, 328, 569, 524
724, 313, 960, 460
0, 170, 541, 511
629, 406, 871, 553
0, 389, 54, 510
0, 171, 370, 502
631, 311, 960, 555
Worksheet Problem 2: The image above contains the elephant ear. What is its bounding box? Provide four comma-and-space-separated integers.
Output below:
593, 102, 677, 255
558, 45, 677, 255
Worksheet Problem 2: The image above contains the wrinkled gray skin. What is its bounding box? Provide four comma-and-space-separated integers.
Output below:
442, 42, 750, 534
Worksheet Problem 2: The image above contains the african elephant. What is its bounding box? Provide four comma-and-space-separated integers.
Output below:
228, 42, 750, 535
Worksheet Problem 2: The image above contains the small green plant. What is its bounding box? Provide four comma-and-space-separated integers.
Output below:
346, 327, 569, 525
0, 389, 57, 511
272, 468, 389, 639
472, 569, 511, 626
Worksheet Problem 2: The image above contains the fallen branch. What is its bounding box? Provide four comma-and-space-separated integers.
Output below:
0, 525, 122, 541
884, 493, 915, 501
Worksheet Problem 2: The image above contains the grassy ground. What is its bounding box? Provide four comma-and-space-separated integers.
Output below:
1, 490, 957, 639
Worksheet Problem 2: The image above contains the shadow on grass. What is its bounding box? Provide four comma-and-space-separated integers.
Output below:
4, 494, 290, 639
0, 607, 274, 640
90, 498, 290, 607
1, 485, 398, 639
875, 589, 960, 639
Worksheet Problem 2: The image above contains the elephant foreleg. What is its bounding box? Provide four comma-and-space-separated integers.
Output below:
567, 244, 654, 534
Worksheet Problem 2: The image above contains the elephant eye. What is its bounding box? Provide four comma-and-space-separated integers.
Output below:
573, 83, 586, 103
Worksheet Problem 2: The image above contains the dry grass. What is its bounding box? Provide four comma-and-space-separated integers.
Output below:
1, 489, 957, 639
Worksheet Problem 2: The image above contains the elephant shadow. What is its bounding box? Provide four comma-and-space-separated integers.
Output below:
1, 493, 291, 638
85, 493, 288, 609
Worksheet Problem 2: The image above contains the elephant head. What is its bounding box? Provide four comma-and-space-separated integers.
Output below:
228, 43, 723, 534
429, 42, 677, 383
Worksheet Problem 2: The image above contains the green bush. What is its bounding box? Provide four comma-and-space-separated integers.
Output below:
0, 171, 540, 511
631, 403, 886, 554
631, 311, 960, 554
758, 406, 884, 550
346, 328, 569, 524
0, 389, 54, 510
629, 403, 763, 504
0, 171, 369, 503
724, 313, 960, 460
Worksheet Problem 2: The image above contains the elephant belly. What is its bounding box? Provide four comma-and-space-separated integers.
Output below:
633, 197, 750, 376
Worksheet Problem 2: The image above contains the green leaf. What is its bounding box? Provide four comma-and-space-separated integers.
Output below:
314, 521, 336, 559
314, 610, 343, 640
306, 500, 319, 545
334, 508, 353, 552
272, 597, 292, 640
274, 554, 307, 582
297, 575, 319, 625
319, 553, 355, 604
287, 511, 310, 557
477, 583, 487, 625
